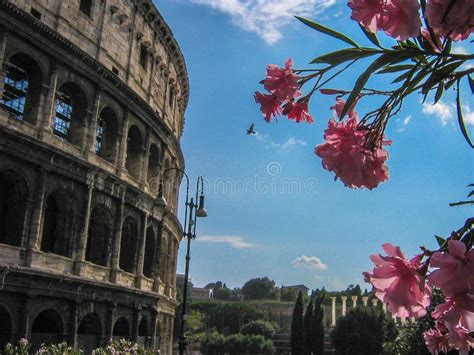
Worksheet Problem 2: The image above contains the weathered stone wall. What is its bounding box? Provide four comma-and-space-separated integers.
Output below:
0, 1, 188, 353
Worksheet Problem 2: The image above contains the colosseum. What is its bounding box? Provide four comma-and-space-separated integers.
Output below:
0, 0, 189, 353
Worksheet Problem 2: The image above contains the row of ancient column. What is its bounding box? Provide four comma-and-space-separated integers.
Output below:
330, 295, 417, 326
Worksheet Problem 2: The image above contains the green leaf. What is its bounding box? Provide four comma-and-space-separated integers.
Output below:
340, 52, 409, 118
311, 48, 378, 65
377, 64, 415, 74
295, 16, 360, 48
468, 75, 474, 94
456, 81, 474, 148
358, 24, 383, 49
435, 235, 447, 248
434, 82, 444, 104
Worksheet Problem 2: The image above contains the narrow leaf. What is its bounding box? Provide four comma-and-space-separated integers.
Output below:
311, 48, 378, 65
358, 24, 383, 49
377, 64, 415, 74
434, 82, 444, 104
468, 190, 474, 198
468, 75, 474, 94
295, 16, 360, 48
456, 81, 474, 148
435, 235, 447, 248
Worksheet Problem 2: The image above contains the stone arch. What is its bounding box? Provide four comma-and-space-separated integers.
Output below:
125, 125, 143, 180
146, 143, 160, 192
119, 216, 138, 273
85, 204, 112, 266
0, 169, 29, 247
162, 158, 171, 202
31, 309, 64, 346
0, 305, 12, 351
41, 189, 76, 257
53, 82, 88, 146
143, 226, 157, 278
137, 316, 149, 346
96, 106, 119, 162
159, 235, 168, 282
113, 317, 130, 338
77, 313, 101, 353
0, 52, 43, 124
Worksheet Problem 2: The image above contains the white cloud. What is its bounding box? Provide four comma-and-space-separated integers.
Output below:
462, 105, 474, 126
292, 255, 328, 270
422, 100, 454, 126
198, 235, 255, 249
396, 114, 411, 132
188, 0, 337, 44
271, 136, 307, 152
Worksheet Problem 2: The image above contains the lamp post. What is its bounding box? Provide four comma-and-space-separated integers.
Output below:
156, 170, 207, 355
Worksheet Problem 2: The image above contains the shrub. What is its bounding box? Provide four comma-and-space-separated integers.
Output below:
241, 320, 277, 339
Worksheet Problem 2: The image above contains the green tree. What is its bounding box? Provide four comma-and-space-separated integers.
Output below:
312, 293, 325, 355
213, 287, 232, 301
291, 291, 305, 355
281, 287, 298, 302
303, 299, 313, 355
241, 277, 278, 300
241, 320, 277, 339
331, 307, 397, 355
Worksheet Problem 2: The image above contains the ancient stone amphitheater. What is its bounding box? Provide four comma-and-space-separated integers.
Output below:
0, 0, 188, 353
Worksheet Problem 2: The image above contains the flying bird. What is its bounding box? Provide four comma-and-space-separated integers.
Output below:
246, 123, 256, 135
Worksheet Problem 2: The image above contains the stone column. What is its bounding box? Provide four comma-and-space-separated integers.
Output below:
74, 175, 95, 275
105, 302, 116, 342
37, 63, 58, 140
341, 296, 347, 316
135, 213, 148, 288
331, 297, 336, 326
153, 218, 165, 292
116, 111, 129, 175
140, 129, 151, 188
150, 308, 158, 350
362, 296, 369, 306
110, 189, 125, 282
18, 294, 33, 339
132, 306, 141, 341
84, 89, 102, 157
351, 295, 358, 308
25, 168, 47, 266
20, 198, 33, 249
69, 301, 79, 346
372, 299, 378, 307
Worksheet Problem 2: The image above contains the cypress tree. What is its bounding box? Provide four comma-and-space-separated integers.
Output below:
291, 291, 305, 354
304, 299, 313, 354
312, 293, 325, 355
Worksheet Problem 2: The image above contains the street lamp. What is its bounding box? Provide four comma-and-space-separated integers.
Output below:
156, 170, 207, 355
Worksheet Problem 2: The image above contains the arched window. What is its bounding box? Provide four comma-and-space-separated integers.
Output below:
31, 309, 64, 350
77, 313, 101, 354
0, 171, 28, 247
41, 191, 75, 257
147, 144, 160, 192
113, 317, 130, 338
0, 53, 43, 123
125, 125, 143, 180
86, 205, 112, 266
96, 107, 118, 162
54, 83, 87, 146
119, 217, 138, 273
143, 227, 157, 278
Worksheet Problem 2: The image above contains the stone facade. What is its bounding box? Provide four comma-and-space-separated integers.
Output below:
0, 0, 189, 353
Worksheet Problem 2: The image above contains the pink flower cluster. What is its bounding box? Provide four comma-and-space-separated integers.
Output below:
255, 59, 313, 124
348, 0, 422, 41
348, 0, 474, 42
365, 240, 474, 354
314, 100, 390, 190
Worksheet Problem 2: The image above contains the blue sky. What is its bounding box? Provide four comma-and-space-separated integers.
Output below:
156, 0, 474, 291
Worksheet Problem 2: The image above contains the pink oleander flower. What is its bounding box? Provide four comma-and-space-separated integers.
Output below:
282, 100, 314, 123
425, 0, 474, 41
348, 0, 386, 33
263, 58, 301, 101
433, 295, 474, 331
363, 243, 432, 317
424, 326, 448, 355
330, 97, 358, 120
315, 115, 390, 189
448, 325, 474, 355
428, 240, 474, 297
382, 0, 422, 41
254, 91, 282, 122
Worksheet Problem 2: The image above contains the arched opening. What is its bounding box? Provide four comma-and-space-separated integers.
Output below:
31, 309, 64, 348
125, 125, 143, 180
0, 53, 43, 123
0, 306, 12, 351
162, 158, 171, 202
41, 191, 76, 257
0, 170, 28, 247
54, 82, 87, 146
147, 144, 160, 192
85, 205, 112, 266
143, 227, 157, 278
112, 317, 130, 339
159, 236, 168, 283
119, 217, 138, 273
96, 107, 118, 162
137, 317, 148, 346
77, 313, 101, 354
